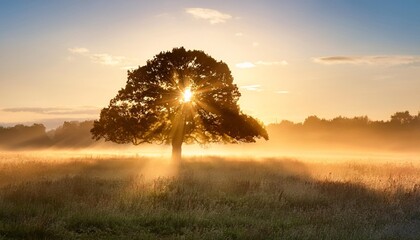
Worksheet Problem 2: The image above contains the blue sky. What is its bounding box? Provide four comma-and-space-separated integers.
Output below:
1, 0, 420, 126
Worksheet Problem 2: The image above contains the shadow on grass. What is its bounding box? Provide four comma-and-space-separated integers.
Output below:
0, 156, 419, 239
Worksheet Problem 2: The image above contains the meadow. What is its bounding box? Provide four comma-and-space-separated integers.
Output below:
0, 152, 419, 239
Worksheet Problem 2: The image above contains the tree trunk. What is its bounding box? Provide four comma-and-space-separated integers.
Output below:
171, 118, 184, 166
171, 106, 187, 166
171, 139, 182, 166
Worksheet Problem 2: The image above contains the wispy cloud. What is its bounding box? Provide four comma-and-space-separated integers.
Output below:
314, 55, 420, 66
0, 118, 96, 130
236, 60, 288, 68
235, 32, 244, 37
2, 107, 100, 115
68, 47, 137, 68
240, 85, 262, 92
185, 8, 232, 24
252, 42, 259, 47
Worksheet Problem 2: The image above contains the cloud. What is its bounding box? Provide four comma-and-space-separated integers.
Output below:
314, 55, 420, 65
236, 62, 256, 69
240, 85, 262, 92
235, 32, 244, 37
68, 47, 137, 68
0, 118, 96, 130
252, 42, 259, 47
185, 8, 232, 24
236, 60, 288, 68
2, 107, 100, 115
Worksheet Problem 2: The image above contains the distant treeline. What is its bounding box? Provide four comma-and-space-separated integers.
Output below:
0, 124, 52, 149
1, 111, 420, 150
0, 121, 98, 149
266, 111, 420, 151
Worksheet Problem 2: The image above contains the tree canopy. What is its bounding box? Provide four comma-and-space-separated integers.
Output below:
91, 47, 268, 160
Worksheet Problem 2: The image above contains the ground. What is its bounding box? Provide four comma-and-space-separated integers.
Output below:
0, 152, 419, 239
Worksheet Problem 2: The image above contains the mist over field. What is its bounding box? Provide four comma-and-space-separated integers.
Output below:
0, 151, 419, 239
2, 114, 420, 239
2, 110, 420, 159
2, 113, 420, 238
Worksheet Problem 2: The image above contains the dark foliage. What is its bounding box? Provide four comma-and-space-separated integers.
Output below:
91, 47, 268, 157
0, 124, 51, 149
268, 111, 420, 151
51, 121, 97, 148
0, 121, 96, 149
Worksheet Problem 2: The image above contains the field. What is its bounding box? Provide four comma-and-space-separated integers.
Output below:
0, 152, 420, 239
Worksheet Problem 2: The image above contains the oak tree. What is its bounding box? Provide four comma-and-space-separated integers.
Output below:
91, 47, 268, 162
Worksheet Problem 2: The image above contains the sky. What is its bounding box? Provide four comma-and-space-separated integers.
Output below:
1, 0, 420, 127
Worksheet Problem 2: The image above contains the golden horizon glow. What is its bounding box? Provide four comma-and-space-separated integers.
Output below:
183, 88, 193, 103
1, 2, 420, 126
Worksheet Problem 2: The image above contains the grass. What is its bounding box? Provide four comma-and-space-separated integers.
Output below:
0, 152, 419, 239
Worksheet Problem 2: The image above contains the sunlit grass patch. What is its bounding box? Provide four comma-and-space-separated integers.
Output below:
0, 153, 420, 239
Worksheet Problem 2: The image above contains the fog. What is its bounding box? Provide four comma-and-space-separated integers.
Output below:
2, 111, 420, 164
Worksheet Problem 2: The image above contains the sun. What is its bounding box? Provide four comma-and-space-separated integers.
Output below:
183, 87, 193, 102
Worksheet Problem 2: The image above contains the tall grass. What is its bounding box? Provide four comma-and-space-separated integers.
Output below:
0, 153, 419, 239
